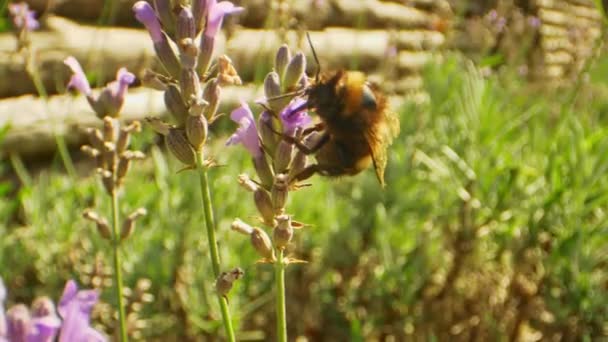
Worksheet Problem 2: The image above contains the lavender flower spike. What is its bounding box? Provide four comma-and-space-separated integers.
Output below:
58, 280, 106, 342
8, 2, 39, 31
204, 0, 244, 38
280, 98, 311, 135
133, 1, 163, 43
64, 56, 91, 96
0, 277, 61, 342
226, 102, 262, 158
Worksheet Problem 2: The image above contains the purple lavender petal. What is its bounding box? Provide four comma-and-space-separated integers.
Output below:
226, 102, 262, 157
280, 98, 311, 134
112, 67, 136, 98
8, 3, 39, 31
0, 278, 5, 338
58, 280, 106, 342
6, 304, 31, 342
64, 57, 92, 96
133, 1, 164, 43
204, 1, 244, 38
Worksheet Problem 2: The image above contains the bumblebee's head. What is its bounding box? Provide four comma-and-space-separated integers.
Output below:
342, 71, 377, 116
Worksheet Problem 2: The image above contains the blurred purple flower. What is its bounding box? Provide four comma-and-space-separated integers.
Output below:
204, 0, 244, 38
280, 98, 311, 135
8, 2, 39, 31
528, 16, 541, 28
57, 280, 106, 342
133, 1, 163, 43
226, 102, 262, 157
64, 56, 92, 96
64, 57, 135, 118
0, 278, 61, 342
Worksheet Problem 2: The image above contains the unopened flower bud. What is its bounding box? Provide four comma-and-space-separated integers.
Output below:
192, 0, 208, 33
288, 150, 308, 182
271, 173, 289, 212
253, 188, 275, 226
253, 155, 274, 189
283, 52, 306, 92
273, 214, 293, 249
154, 34, 181, 79
218, 55, 242, 86
164, 84, 188, 126
31, 297, 56, 317
145, 117, 171, 136
251, 227, 274, 259
176, 7, 195, 41
116, 129, 131, 154
153, 0, 175, 36
116, 151, 145, 186
83, 209, 111, 240
121, 208, 147, 240
141, 69, 168, 91
215, 267, 244, 296
179, 38, 199, 69
264, 72, 281, 100
237, 174, 258, 192
167, 128, 196, 165
274, 140, 293, 173
275, 45, 291, 80
103, 117, 117, 143
180, 68, 201, 105
97, 168, 115, 195
202, 79, 221, 121
81, 145, 100, 158
198, 36, 215, 76
102, 142, 116, 173
231, 218, 254, 235
86, 127, 104, 149
186, 114, 208, 151
258, 111, 278, 156
6, 304, 31, 341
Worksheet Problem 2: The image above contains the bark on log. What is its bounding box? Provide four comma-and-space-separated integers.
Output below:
0, 86, 258, 157
22, 0, 444, 30
0, 85, 405, 157
0, 16, 442, 97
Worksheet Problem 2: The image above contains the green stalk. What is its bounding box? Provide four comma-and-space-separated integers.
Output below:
194, 151, 236, 342
275, 249, 287, 342
110, 190, 129, 342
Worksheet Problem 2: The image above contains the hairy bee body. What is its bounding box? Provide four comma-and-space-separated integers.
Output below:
299, 70, 400, 186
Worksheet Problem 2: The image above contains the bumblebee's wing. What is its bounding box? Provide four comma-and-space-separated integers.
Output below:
365, 110, 400, 186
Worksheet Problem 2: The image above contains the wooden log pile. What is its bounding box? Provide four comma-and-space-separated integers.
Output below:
0, 0, 451, 157
534, 0, 602, 80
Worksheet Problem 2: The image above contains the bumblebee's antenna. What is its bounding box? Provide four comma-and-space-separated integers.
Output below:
306, 32, 320, 81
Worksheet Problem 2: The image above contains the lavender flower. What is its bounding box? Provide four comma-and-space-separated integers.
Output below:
133, 1, 163, 43
0, 279, 61, 342
226, 102, 262, 157
279, 98, 311, 135
57, 280, 106, 342
204, 0, 244, 38
64, 57, 92, 96
64, 57, 135, 118
8, 2, 39, 31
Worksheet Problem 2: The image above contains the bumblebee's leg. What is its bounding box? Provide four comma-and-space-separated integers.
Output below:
290, 131, 330, 155
292, 164, 322, 182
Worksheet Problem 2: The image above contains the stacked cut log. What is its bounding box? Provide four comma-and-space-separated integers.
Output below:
534, 0, 602, 80
0, 0, 451, 156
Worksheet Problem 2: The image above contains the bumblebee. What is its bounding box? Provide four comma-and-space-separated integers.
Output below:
288, 70, 400, 187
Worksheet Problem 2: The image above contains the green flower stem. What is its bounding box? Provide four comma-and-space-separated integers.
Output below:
194, 151, 236, 342
110, 190, 129, 342
275, 249, 287, 342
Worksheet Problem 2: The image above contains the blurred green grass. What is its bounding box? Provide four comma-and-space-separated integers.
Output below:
1, 52, 608, 340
